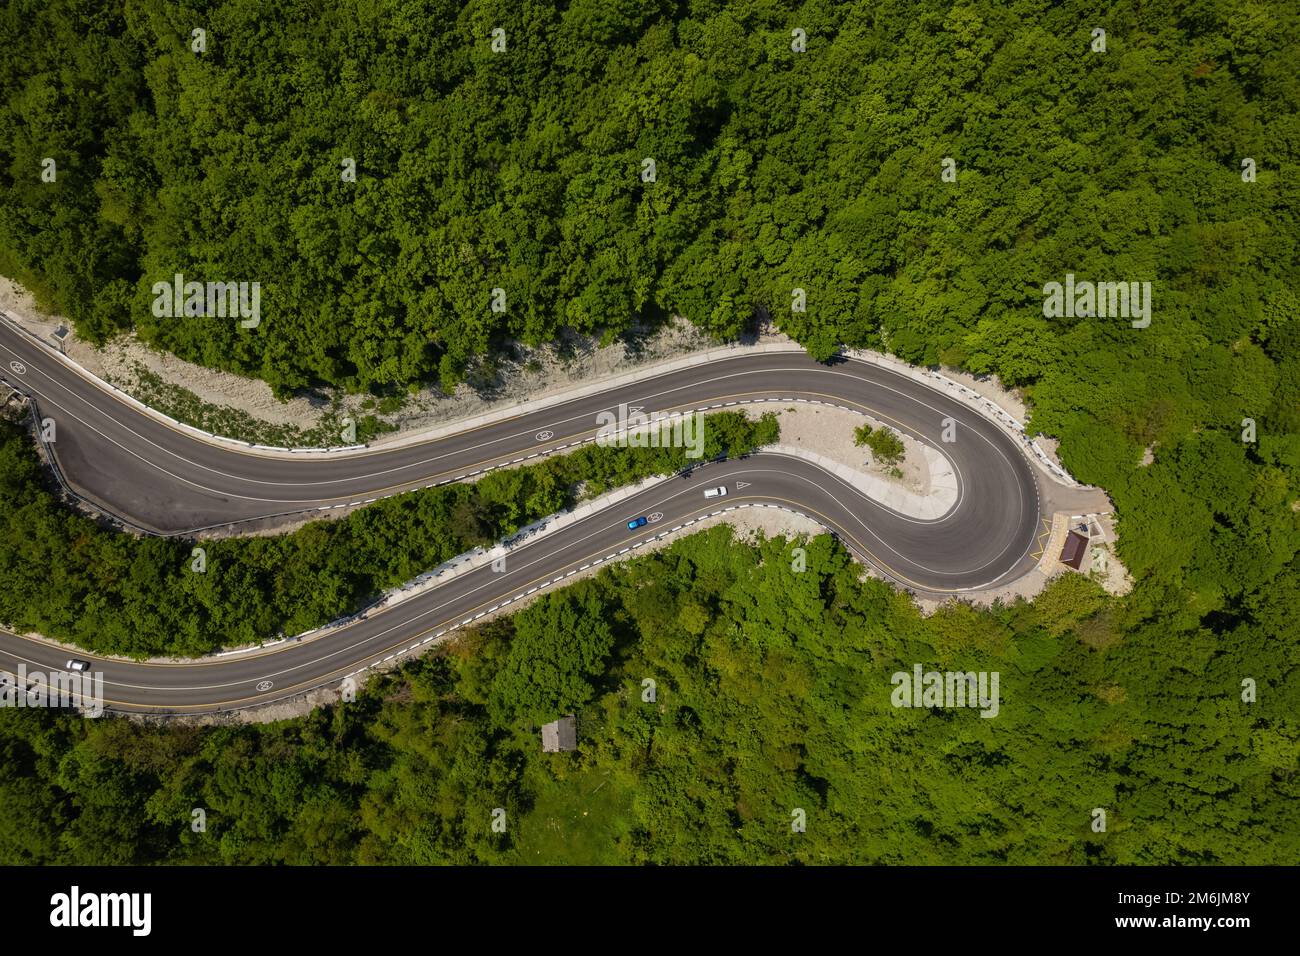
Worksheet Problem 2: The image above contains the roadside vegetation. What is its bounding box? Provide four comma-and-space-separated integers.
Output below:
853, 423, 906, 467
2, 525, 1295, 865
112, 364, 394, 448
0, 410, 776, 657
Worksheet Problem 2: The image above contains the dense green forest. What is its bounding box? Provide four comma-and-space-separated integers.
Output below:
0, 0, 1297, 865
0, 410, 776, 656
2, 0, 1294, 386
2, 526, 1296, 865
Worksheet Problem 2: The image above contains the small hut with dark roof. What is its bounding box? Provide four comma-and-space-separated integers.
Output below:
1060, 530, 1090, 570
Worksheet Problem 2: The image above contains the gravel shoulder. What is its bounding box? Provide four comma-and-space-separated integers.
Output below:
752, 403, 932, 495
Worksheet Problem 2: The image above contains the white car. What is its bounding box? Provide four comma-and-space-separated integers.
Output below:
66, 659, 91, 672
703, 486, 729, 499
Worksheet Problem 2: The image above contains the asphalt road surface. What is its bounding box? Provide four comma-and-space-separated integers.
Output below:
0, 316, 1044, 714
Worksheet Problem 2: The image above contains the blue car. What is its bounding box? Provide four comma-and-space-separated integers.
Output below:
627, 516, 648, 530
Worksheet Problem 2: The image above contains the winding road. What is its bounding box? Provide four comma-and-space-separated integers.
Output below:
0, 315, 1046, 714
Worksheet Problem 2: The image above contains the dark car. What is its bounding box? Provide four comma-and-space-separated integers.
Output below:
627, 516, 648, 530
